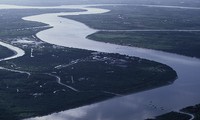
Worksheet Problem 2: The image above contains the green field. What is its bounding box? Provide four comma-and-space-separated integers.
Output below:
0, 46, 14, 59
149, 104, 200, 120
65, 5, 200, 58
147, 112, 191, 120
182, 104, 200, 120
0, 8, 178, 120
0, 9, 83, 38
88, 31, 200, 58
0, 41, 177, 120
65, 5, 200, 30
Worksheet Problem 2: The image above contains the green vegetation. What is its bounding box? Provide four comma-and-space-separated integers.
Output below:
0, 39, 177, 119
0, 8, 177, 119
0, 46, 14, 59
149, 103, 200, 120
182, 104, 200, 120
147, 112, 191, 120
64, 5, 200, 58
88, 31, 200, 58
0, 9, 83, 38
65, 5, 200, 30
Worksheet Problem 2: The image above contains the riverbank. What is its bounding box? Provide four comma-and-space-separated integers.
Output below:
0, 37, 177, 120
0, 6, 178, 120
149, 103, 200, 120
65, 5, 200, 58
87, 31, 200, 58
22, 4, 200, 120
0, 46, 14, 59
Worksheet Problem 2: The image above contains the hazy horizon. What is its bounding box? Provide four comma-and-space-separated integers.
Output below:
0, 0, 199, 6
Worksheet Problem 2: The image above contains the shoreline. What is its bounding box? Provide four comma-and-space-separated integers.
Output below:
0, 4, 200, 120
0, 41, 25, 62
22, 4, 200, 120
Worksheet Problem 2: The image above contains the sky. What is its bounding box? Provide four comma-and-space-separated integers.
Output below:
0, 0, 199, 6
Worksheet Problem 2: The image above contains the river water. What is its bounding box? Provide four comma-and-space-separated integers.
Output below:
0, 4, 200, 120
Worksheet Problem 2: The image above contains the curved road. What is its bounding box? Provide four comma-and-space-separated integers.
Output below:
46, 73, 79, 92
177, 111, 195, 120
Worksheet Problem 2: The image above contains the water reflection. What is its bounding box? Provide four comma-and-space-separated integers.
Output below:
1, 4, 199, 120
27, 70, 200, 120
26, 59, 200, 120
23, 4, 200, 120
26, 96, 154, 120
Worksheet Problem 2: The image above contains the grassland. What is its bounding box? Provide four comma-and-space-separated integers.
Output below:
0, 8, 177, 120
182, 104, 200, 120
0, 9, 84, 38
149, 104, 200, 120
65, 5, 200, 30
0, 46, 14, 59
65, 5, 200, 58
0, 37, 177, 120
147, 112, 191, 120
88, 31, 200, 58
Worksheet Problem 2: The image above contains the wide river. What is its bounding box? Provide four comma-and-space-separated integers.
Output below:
0, 4, 200, 120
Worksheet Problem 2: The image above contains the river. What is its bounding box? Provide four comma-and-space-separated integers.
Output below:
0, 4, 200, 120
